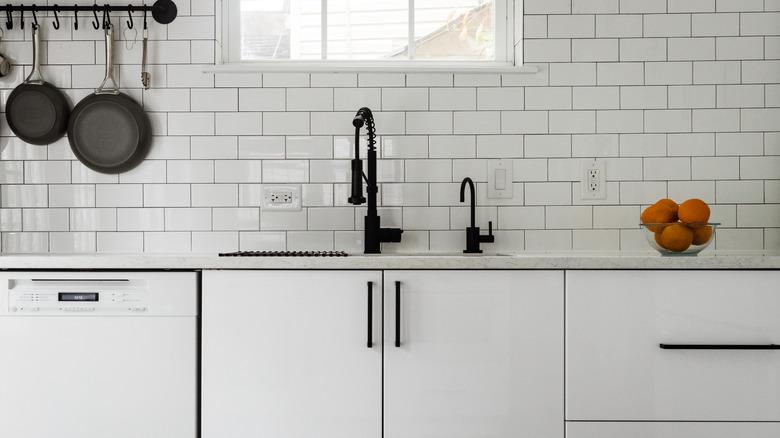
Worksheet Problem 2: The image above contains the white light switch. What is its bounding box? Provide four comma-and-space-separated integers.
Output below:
488, 159, 513, 199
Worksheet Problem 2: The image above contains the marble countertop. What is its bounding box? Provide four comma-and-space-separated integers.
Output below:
0, 252, 778, 270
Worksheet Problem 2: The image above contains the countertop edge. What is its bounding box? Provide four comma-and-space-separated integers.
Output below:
1, 254, 779, 270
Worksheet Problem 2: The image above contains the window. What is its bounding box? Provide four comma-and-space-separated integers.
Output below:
220, 0, 518, 69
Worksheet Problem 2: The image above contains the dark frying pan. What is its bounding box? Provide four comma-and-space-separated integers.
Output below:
67, 25, 151, 174
6, 25, 70, 145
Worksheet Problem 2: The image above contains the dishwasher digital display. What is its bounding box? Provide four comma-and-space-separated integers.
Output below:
58, 292, 99, 302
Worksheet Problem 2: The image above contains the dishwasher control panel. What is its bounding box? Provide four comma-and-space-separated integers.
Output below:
9, 290, 149, 314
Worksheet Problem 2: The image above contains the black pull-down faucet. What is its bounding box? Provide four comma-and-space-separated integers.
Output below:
460, 177, 494, 253
349, 107, 403, 254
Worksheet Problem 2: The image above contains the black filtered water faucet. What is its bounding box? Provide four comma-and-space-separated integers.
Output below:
460, 177, 494, 254
349, 107, 403, 254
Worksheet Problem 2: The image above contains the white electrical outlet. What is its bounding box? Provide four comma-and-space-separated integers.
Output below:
262, 185, 302, 211
580, 160, 606, 200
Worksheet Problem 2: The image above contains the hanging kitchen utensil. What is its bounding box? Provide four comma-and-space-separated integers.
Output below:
5, 22, 70, 145
0, 28, 11, 77
67, 24, 151, 174
141, 7, 149, 89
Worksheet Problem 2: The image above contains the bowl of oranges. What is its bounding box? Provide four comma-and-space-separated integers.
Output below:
640, 198, 719, 256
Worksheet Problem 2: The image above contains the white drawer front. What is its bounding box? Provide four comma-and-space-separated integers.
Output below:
567, 422, 780, 438
566, 270, 780, 421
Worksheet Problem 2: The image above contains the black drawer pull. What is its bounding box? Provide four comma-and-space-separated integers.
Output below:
366, 281, 373, 348
660, 343, 780, 350
395, 281, 401, 348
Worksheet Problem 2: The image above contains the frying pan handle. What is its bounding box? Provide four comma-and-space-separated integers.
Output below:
24, 25, 45, 85
96, 25, 119, 95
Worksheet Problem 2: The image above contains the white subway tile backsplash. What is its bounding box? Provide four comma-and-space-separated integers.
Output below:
2, 1, 778, 254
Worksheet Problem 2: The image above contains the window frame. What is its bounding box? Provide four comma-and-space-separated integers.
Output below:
214, 0, 529, 72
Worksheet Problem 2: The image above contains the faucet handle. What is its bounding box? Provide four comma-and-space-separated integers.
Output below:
480, 221, 495, 243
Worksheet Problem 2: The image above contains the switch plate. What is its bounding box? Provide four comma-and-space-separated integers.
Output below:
488, 159, 513, 199
262, 185, 302, 211
580, 160, 606, 200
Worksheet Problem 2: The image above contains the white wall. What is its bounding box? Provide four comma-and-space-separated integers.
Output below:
0, 0, 778, 253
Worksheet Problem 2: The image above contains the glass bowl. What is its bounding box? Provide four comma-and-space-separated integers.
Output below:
640, 223, 720, 256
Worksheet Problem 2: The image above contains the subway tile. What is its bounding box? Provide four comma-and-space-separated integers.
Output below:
645, 110, 692, 133
692, 156, 740, 179
668, 133, 715, 156
287, 231, 334, 251
382, 88, 428, 111
524, 39, 571, 62
192, 184, 238, 207
573, 87, 619, 109
287, 88, 333, 111
49, 185, 95, 208
738, 205, 780, 228
645, 62, 692, 85
97, 232, 144, 253
214, 160, 262, 183
741, 157, 780, 179
525, 230, 572, 251
238, 88, 286, 111
96, 184, 142, 207
429, 136, 476, 159
643, 157, 691, 181
308, 208, 354, 230
144, 184, 191, 207
692, 13, 739, 36
620, 39, 667, 62
644, 14, 691, 37
526, 87, 572, 110
598, 111, 644, 134
716, 37, 764, 60
525, 0, 571, 14
621, 86, 667, 109
24, 161, 70, 184
619, 0, 666, 13
598, 63, 643, 85
573, 39, 619, 62
167, 160, 214, 183
49, 232, 96, 253
669, 0, 714, 13
668, 38, 715, 61
334, 88, 381, 111
118, 208, 165, 232
717, 181, 764, 204
311, 73, 357, 87
550, 63, 596, 86
239, 231, 286, 251
477, 88, 524, 110
619, 181, 667, 204
573, 229, 620, 250
143, 232, 191, 253
572, 0, 618, 13
191, 136, 238, 160
668, 181, 715, 204
694, 61, 741, 84
260, 209, 307, 231
525, 182, 572, 205
597, 15, 641, 38
716, 133, 764, 156
406, 112, 452, 135
501, 111, 549, 134
190, 89, 237, 112
262, 160, 309, 183
549, 111, 595, 134
454, 112, 501, 134
548, 15, 595, 38
430, 88, 476, 111
165, 208, 212, 231
693, 109, 740, 132
668, 85, 716, 109
620, 134, 667, 157
215, 112, 262, 135
191, 232, 239, 253
213, 208, 260, 231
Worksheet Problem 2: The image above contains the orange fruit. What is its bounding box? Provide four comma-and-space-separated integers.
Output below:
654, 230, 668, 249
692, 225, 713, 245
654, 198, 679, 217
660, 223, 694, 252
678, 198, 710, 228
641, 204, 677, 232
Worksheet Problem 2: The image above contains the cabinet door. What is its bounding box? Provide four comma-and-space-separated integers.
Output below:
566, 270, 780, 421
383, 271, 564, 438
202, 270, 383, 438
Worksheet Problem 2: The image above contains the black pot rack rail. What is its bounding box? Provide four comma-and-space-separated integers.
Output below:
3, 0, 177, 30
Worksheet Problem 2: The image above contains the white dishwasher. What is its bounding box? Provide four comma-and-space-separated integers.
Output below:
0, 271, 198, 438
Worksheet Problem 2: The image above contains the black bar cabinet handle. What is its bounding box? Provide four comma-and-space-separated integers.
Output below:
395, 281, 401, 347
660, 343, 780, 350
366, 281, 373, 348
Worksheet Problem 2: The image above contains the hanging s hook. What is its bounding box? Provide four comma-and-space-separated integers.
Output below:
5, 5, 12, 30
91, 4, 99, 29
19, 6, 24, 29
126, 5, 133, 29
102, 4, 110, 29
52, 5, 60, 29
31, 4, 38, 29
73, 5, 77, 30
142, 5, 147, 30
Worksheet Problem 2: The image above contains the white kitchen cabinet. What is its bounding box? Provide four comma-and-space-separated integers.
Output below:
567, 422, 780, 438
383, 270, 564, 438
566, 270, 780, 422
202, 270, 383, 438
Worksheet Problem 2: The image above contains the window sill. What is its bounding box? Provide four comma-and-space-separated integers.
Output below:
202, 61, 540, 75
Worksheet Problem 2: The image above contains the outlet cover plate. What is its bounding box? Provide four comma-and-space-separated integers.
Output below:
262, 185, 302, 211
581, 160, 607, 200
